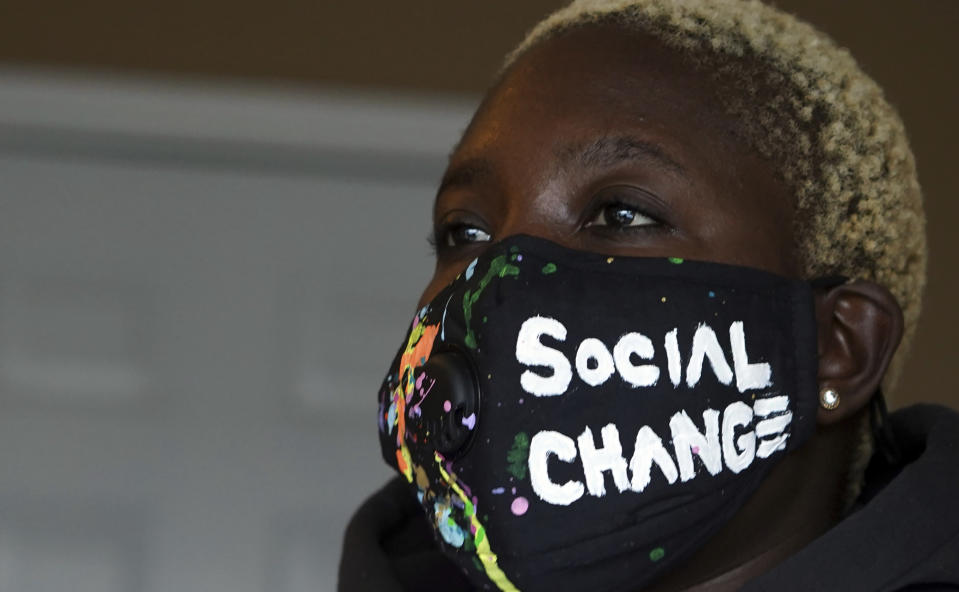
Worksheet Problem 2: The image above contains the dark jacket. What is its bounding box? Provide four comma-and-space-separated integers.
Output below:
339, 404, 959, 591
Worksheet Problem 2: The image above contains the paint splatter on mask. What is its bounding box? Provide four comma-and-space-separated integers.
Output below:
377, 235, 819, 592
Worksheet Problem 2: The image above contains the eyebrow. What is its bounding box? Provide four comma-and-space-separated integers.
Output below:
567, 135, 688, 177
436, 158, 494, 198
435, 134, 687, 198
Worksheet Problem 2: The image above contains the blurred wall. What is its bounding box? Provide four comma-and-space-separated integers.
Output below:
0, 73, 475, 591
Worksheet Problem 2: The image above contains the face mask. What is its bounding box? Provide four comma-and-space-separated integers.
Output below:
377, 235, 819, 592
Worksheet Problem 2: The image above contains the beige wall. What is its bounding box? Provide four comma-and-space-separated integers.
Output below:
0, 0, 955, 409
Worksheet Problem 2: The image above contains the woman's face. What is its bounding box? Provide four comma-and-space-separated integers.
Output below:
420, 24, 799, 309
404, 25, 906, 589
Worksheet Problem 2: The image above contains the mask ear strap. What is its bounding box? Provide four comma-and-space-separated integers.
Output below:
869, 389, 901, 465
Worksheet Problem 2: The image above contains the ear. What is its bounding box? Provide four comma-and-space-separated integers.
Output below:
814, 280, 904, 425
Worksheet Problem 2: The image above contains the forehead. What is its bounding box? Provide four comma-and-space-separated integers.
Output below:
456, 24, 744, 171
433, 23, 798, 278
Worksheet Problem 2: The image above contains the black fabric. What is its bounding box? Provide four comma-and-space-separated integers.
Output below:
371, 236, 821, 591
744, 404, 959, 592
338, 477, 471, 592
340, 404, 959, 592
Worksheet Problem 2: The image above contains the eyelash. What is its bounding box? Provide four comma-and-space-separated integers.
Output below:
426, 229, 443, 255
585, 201, 661, 231
582, 184, 675, 241
428, 222, 492, 256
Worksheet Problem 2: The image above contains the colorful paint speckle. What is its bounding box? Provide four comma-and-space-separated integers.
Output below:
436, 502, 467, 547
379, 252, 525, 592
465, 258, 478, 280
463, 254, 520, 349
510, 496, 529, 516
506, 432, 530, 480
436, 453, 519, 591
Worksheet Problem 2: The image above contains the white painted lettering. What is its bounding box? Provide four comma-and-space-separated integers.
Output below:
524, 397, 793, 508
516, 318, 774, 395
575, 338, 616, 387
730, 322, 772, 392
529, 431, 586, 505
686, 324, 734, 388
577, 424, 631, 497
629, 425, 679, 492
613, 332, 659, 387
754, 396, 792, 458
516, 316, 573, 397
721, 401, 755, 473
670, 409, 723, 481
665, 328, 682, 387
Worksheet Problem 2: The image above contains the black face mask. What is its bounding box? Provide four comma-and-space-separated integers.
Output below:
377, 235, 819, 592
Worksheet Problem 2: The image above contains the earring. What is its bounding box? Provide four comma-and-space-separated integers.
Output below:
819, 387, 840, 410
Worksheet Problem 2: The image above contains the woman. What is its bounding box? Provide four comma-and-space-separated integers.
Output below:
340, 1, 958, 590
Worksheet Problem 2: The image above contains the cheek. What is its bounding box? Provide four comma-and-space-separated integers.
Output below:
693, 215, 797, 278
731, 197, 799, 277
693, 206, 797, 275
416, 267, 461, 309
690, 162, 800, 276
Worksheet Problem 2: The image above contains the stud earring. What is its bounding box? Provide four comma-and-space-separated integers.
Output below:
819, 387, 840, 410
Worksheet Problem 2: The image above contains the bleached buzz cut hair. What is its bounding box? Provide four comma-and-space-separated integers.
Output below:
502, 0, 926, 501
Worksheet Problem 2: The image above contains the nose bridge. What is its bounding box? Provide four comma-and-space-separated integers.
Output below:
496, 175, 578, 249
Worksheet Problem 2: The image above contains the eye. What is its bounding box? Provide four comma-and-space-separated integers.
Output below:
582, 185, 668, 233
433, 223, 492, 250
586, 203, 658, 229
446, 224, 492, 246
